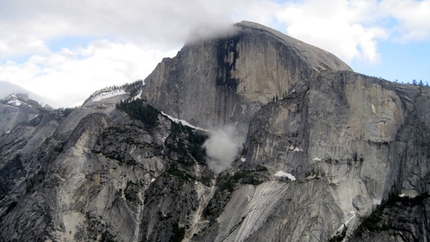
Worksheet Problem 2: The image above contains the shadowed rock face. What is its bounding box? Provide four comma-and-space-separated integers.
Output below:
141, 21, 352, 131
1, 22, 430, 242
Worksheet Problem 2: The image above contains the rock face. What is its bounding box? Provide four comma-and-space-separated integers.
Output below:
239, 70, 430, 241
1, 21, 430, 242
141, 21, 351, 131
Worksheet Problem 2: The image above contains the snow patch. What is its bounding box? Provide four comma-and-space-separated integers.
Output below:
6, 130, 10, 134
313, 157, 322, 161
400, 189, 419, 198
161, 111, 207, 131
7, 99, 21, 107
132, 89, 142, 101
241, 157, 246, 162
150, 178, 155, 183
91, 89, 127, 102
336, 211, 356, 233
288, 145, 303, 152
162, 133, 169, 143
274, 171, 296, 181
373, 198, 381, 205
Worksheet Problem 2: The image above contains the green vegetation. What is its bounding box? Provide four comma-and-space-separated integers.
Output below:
86, 79, 144, 102
329, 227, 347, 242
103, 150, 137, 166
250, 136, 262, 145
100, 126, 141, 145
305, 168, 325, 179
54, 107, 75, 117
202, 166, 269, 220
123, 80, 144, 97
171, 222, 186, 242
355, 205, 387, 235
166, 121, 208, 165
165, 163, 190, 182
187, 131, 207, 162
94, 125, 165, 166
100, 231, 116, 242
411, 79, 429, 86
199, 168, 214, 187
124, 181, 139, 202
355, 191, 430, 236
53, 141, 66, 153
116, 100, 159, 129
218, 166, 269, 192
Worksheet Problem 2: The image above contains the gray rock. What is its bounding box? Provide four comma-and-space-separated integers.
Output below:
141, 21, 351, 132
1, 22, 430, 242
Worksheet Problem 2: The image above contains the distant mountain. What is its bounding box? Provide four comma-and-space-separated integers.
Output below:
0, 80, 52, 106
0, 93, 54, 135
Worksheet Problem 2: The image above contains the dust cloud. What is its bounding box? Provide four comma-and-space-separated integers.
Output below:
203, 125, 245, 173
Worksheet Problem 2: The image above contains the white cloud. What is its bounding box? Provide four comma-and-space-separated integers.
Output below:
271, 0, 430, 63
274, 0, 387, 64
1, 0, 429, 107
0, 0, 238, 58
1, 0, 428, 61
380, 0, 430, 41
228, 0, 280, 26
0, 41, 177, 107
0, 0, 240, 107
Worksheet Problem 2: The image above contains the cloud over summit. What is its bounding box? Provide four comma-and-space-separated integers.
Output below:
1, 0, 429, 107
185, 22, 239, 45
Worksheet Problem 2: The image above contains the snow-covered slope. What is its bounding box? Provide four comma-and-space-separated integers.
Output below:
90, 89, 127, 102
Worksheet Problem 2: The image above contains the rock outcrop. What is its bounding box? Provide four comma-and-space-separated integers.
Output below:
1, 21, 429, 242
141, 21, 351, 131
238, 70, 430, 241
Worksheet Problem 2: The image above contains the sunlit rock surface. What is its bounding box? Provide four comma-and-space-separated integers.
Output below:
1, 22, 429, 242
141, 21, 351, 131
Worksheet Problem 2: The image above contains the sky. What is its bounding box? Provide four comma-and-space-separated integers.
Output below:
1, 0, 429, 108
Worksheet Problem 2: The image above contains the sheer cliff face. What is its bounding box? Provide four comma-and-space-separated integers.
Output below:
241, 71, 430, 241
1, 22, 430, 242
141, 21, 352, 130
